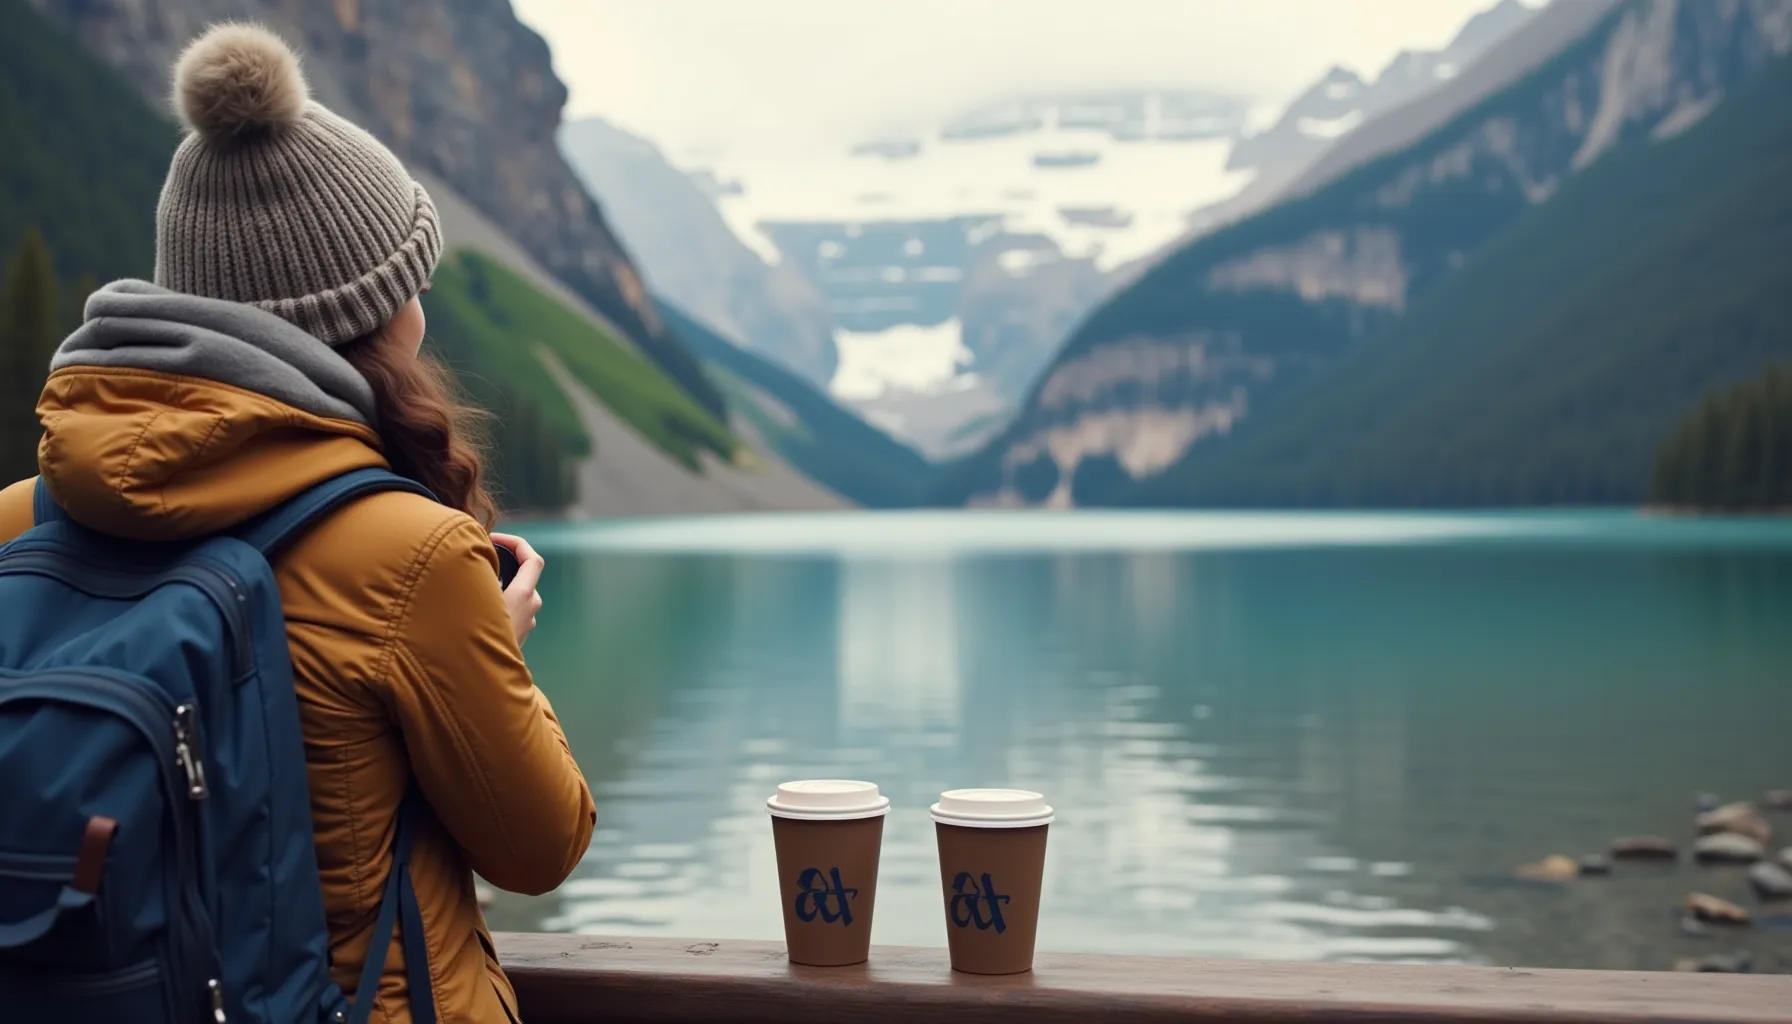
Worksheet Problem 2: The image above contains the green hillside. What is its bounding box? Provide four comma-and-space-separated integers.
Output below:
421, 253, 587, 510
1652, 363, 1792, 512
1130, 53, 1792, 508
0, 231, 64, 482
429, 252, 737, 474
0, 0, 167, 479
0, 0, 600, 513
658, 300, 933, 507
0, 0, 175, 286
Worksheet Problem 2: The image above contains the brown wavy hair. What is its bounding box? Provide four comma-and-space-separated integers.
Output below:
337, 333, 498, 530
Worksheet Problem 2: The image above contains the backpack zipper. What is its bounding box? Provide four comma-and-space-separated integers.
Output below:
174, 703, 209, 800
0, 669, 185, 801
0, 669, 215, 1024
186, 558, 256, 682
2, 546, 260, 1018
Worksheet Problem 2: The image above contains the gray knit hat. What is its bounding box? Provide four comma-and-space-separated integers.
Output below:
157, 23, 441, 346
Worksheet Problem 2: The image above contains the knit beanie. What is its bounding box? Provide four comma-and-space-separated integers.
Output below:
156, 23, 442, 347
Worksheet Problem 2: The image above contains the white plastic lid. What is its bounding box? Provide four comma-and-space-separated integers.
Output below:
930, 788, 1054, 828
765, 780, 891, 820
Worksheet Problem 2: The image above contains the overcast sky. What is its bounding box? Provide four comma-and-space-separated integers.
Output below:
512, 0, 1541, 154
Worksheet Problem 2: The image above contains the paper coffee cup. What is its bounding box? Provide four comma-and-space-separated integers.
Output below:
931, 788, 1052, 975
767, 780, 890, 966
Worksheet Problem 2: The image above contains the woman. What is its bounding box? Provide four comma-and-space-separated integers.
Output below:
0, 23, 595, 1024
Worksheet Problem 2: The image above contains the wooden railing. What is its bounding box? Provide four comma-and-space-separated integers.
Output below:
495, 932, 1792, 1023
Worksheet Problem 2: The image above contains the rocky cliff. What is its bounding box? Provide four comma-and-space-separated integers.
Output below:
1102, 0, 1617, 342
934, 0, 1792, 508
1281, 0, 1626, 201
1135, 37, 1792, 507
28, 0, 725, 417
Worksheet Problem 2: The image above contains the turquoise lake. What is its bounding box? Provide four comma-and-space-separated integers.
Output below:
481, 511, 1792, 972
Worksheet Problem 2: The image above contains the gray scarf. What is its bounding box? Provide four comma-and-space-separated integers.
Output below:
52, 279, 378, 426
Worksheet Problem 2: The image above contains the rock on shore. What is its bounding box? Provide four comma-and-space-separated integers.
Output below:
1694, 832, 1767, 864
1696, 802, 1773, 846
1516, 854, 1580, 881
1685, 892, 1751, 926
1748, 862, 1792, 901
1610, 836, 1678, 860
1674, 950, 1754, 973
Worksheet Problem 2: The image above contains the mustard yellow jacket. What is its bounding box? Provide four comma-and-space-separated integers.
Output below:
0, 290, 596, 1023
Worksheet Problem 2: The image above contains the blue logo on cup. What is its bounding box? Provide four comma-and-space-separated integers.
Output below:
949, 871, 1010, 934
794, 866, 859, 926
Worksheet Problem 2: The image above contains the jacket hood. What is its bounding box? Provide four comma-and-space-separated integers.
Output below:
36, 279, 389, 541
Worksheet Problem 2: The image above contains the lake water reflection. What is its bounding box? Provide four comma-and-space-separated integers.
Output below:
484, 512, 1792, 972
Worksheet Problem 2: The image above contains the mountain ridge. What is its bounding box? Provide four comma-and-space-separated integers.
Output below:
1285, 0, 1624, 200
1132, 47, 1792, 507
1225, 0, 1539, 184
27, 0, 728, 419
1116, 0, 1623, 297
933, 0, 1792, 509
2, 0, 846, 518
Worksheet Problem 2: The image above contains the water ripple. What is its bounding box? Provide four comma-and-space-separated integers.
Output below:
490, 518, 1792, 972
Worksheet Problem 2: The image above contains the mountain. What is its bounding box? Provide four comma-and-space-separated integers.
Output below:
1225, 0, 1540, 195
1133, 48, 1792, 507
670, 88, 1256, 457
424, 248, 843, 519
657, 301, 933, 508
2, 0, 845, 518
934, 0, 1792, 508
559, 117, 841, 388
956, 232, 1113, 402
1121, 0, 1618, 296
28, 0, 726, 420
745, 7, 1545, 455
1280, 0, 1625, 200
1225, 67, 1371, 184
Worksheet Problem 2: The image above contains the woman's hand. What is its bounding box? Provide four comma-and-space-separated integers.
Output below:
491, 532, 545, 647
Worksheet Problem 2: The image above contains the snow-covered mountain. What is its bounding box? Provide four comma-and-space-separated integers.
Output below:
713, 89, 1254, 294
931, 0, 1792, 511
559, 2, 1543, 460
682, 88, 1256, 457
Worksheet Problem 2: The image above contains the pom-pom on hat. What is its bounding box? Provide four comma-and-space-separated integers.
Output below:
156, 22, 441, 346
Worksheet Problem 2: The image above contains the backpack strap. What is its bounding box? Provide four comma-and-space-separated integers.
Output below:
31, 477, 66, 526
396, 808, 439, 1024
34, 468, 436, 558
240, 468, 441, 1024
233, 467, 436, 560
346, 791, 438, 1024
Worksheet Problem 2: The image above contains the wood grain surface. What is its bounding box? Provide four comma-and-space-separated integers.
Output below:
495, 932, 1792, 1023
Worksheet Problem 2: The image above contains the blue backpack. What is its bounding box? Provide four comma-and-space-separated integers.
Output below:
0, 467, 437, 1024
